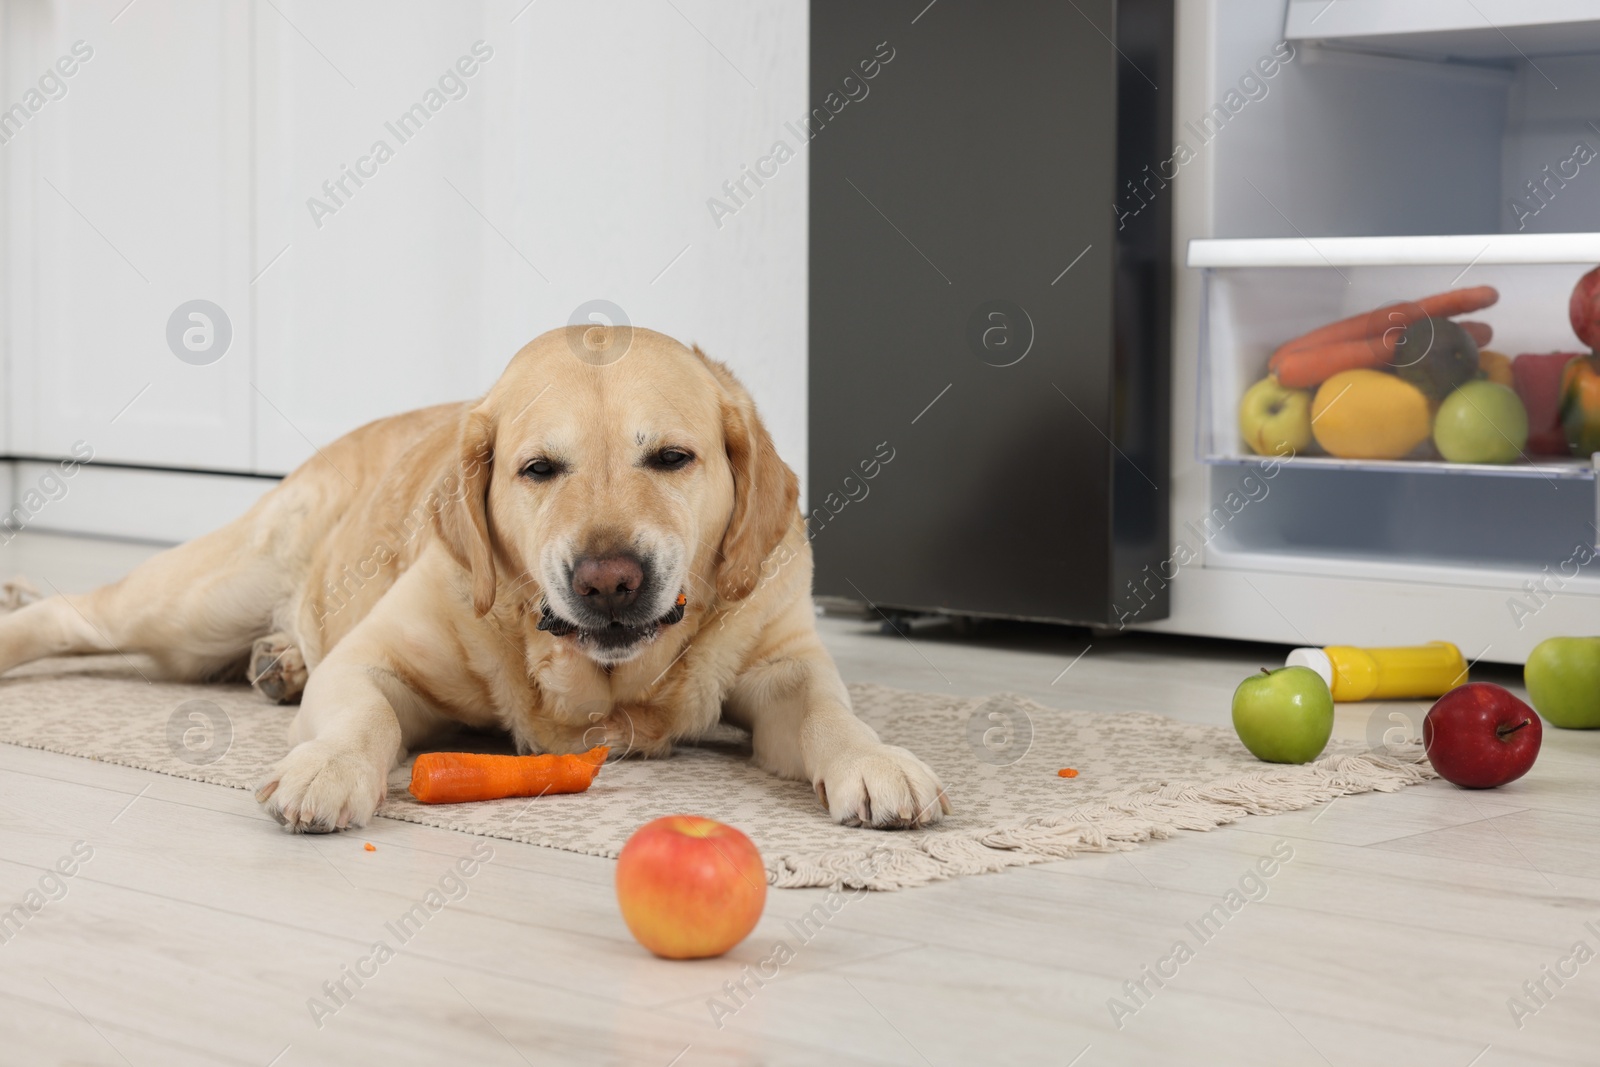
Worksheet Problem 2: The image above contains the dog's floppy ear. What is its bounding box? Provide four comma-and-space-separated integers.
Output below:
699, 348, 800, 602
433, 405, 498, 616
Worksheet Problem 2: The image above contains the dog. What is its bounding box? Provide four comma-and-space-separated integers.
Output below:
0, 327, 949, 833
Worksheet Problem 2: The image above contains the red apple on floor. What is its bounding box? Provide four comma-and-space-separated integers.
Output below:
615, 815, 766, 959
1422, 683, 1542, 789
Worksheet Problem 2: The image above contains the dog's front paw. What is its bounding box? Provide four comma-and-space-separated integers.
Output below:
254, 740, 387, 833
815, 744, 950, 829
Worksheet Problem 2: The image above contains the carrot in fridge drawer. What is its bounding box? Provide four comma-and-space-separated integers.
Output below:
1271, 287, 1500, 368
1458, 320, 1493, 348
1416, 285, 1499, 319
1271, 334, 1397, 389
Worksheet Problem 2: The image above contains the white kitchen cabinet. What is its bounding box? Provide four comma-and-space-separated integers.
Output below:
3, 0, 807, 541
3, 0, 254, 472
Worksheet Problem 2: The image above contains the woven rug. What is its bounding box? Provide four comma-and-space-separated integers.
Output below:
0, 656, 1435, 890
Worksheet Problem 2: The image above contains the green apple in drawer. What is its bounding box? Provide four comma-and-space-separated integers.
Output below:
1238, 377, 1312, 457
1434, 381, 1528, 464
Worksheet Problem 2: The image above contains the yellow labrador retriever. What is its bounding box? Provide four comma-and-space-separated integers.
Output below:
0, 327, 949, 833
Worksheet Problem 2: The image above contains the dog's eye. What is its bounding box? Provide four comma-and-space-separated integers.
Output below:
520, 458, 560, 480
650, 448, 694, 471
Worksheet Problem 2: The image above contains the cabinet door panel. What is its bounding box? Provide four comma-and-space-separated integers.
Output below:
6, 1, 253, 470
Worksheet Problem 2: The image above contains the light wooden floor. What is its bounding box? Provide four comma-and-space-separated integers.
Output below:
2, 532, 1598, 1066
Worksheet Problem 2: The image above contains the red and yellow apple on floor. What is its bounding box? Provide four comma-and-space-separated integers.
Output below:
614, 815, 768, 960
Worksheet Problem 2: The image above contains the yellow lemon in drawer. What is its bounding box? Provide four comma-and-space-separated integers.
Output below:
1310, 369, 1431, 459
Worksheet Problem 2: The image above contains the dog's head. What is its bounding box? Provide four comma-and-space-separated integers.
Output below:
433, 327, 798, 666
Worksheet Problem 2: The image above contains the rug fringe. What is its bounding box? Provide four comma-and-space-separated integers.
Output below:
767, 746, 1437, 891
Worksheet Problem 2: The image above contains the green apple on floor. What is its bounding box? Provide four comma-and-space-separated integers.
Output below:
1525, 636, 1600, 728
1232, 665, 1335, 763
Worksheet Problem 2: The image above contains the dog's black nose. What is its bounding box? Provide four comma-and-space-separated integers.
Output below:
571, 554, 644, 616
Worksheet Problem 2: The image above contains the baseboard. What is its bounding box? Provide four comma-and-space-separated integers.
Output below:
2, 460, 280, 545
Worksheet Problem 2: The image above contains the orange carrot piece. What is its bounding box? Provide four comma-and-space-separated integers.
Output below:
1272, 300, 1423, 360
1057, 768, 1078, 778
1270, 309, 1379, 357
1417, 285, 1498, 319
1458, 320, 1492, 348
363, 842, 376, 851
408, 746, 610, 804
1271, 287, 1500, 365
1272, 334, 1398, 389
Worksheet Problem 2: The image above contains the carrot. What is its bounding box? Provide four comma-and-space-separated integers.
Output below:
363, 842, 376, 852
1417, 285, 1498, 319
1270, 308, 1378, 356
1272, 334, 1398, 388
1057, 768, 1078, 778
1270, 286, 1500, 366
408, 746, 610, 804
1270, 305, 1413, 372
1458, 320, 1492, 348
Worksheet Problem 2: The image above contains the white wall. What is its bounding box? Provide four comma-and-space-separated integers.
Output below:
2, 0, 809, 539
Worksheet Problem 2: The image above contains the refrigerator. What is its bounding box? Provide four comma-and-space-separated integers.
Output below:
810, 0, 1600, 664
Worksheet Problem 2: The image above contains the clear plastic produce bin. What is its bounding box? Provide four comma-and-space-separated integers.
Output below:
1188, 233, 1600, 576
1191, 233, 1600, 480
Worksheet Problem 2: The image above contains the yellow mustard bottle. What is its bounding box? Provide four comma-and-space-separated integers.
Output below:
1284, 641, 1468, 702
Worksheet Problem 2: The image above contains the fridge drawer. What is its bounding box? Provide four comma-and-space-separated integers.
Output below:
1187, 233, 1600, 576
